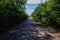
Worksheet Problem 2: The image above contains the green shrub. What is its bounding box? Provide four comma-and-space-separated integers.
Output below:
31, 0, 60, 28
0, 0, 27, 30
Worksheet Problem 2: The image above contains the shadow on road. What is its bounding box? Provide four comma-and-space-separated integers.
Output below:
0, 18, 56, 40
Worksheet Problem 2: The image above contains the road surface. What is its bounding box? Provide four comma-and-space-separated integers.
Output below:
0, 18, 60, 40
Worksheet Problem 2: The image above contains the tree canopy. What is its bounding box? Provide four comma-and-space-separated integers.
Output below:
0, 0, 28, 29
31, 0, 60, 28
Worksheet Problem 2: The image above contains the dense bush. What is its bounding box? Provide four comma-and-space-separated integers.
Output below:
0, 0, 28, 29
31, 0, 60, 28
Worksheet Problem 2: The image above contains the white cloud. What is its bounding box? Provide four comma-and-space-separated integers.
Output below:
26, 9, 34, 15
27, 0, 45, 4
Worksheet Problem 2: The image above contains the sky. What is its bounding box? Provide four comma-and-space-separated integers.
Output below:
26, 0, 45, 15
26, 4, 38, 15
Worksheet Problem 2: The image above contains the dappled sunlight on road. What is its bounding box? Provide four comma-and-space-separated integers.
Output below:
0, 18, 60, 40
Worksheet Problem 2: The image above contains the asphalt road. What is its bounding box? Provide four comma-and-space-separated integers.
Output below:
0, 18, 60, 40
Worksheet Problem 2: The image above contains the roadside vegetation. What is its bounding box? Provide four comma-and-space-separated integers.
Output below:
0, 0, 28, 30
31, 0, 60, 29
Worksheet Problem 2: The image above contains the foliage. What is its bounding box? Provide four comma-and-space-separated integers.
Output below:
31, 0, 60, 28
0, 0, 27, 29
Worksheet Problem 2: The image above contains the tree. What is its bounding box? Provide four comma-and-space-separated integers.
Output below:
0, 0, 28, 30
31, 0, 60, 28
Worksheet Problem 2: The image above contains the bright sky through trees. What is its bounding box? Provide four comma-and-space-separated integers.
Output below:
26, 0, 45, 15
27, 0, 45, 4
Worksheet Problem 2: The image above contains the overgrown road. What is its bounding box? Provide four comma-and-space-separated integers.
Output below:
0, 18, 60, 40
